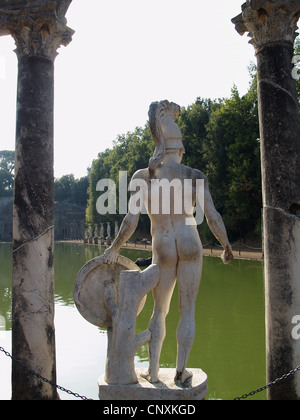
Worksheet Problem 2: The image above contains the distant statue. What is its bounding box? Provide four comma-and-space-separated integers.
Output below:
104, 100, 233, 387
106, 222, 111, 238
100, 223, 104, 238
114, 221, 119, 238
106, 222, 112, 246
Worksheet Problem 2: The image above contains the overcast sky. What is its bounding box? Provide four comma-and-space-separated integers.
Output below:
0, 0, 255, 178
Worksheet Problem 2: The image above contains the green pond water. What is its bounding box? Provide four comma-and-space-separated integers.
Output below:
0, 242, 266, 400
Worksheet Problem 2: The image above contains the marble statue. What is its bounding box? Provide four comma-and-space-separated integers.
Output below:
106, 222, 111, 238
93, 224, 99, 244
106, 222, 112, 246
100, 223, 104, 238
103, 100, 233, 387
74, 253, 160, 387
99, 223, 105, 245
88, 225, 93, 244
114, 221, 119, 238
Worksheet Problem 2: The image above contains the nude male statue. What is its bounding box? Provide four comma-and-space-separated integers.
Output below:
104, 100, 233, 387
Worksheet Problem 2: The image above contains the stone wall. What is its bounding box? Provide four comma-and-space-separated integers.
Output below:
54, 200, 85, 240
0, 196, 85, 241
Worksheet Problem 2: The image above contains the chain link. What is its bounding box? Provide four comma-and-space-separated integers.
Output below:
2, 345, 300, 401
0, 346, 93, 400
233, 365, 300, 400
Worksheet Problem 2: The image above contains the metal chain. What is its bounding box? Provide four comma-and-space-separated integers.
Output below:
2, 344, 300, 401
0, 346, 93, 400
233, 365, 300, 400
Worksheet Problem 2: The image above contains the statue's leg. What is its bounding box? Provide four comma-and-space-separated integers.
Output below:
144, 265, 177, 383
176, 238, 203, 387
143, 235, 178, 383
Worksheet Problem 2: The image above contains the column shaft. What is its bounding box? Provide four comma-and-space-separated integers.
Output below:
257, 42, 300, 400
232, 1, 300, 400
0, 0, 74, 400
12, 54, 58, 400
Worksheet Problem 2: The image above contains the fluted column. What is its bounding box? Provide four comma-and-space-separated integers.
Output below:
233, 0, 300, 400
0, 0, 73, 400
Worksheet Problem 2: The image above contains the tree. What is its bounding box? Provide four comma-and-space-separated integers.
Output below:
0, 150, 14, 196
54, 174, 89, 206
54, 174, 75, 202
203, 85, 261, 238
85, 77, 262, 240
71, 176, 89, 207
86, 126, 154, 234
177, 97, 215, 170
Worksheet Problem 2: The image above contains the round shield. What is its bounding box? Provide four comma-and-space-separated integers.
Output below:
73, 254, 146, 328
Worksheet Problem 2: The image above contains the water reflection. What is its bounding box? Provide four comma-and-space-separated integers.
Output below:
0, 242, 265, 400
54, 243, 152, 306
0, 243, 12, 330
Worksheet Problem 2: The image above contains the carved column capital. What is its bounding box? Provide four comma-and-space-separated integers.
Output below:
232, 0, 300, 52
0, 1, 74, 61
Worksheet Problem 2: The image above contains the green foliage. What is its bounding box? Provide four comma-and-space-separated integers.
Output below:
203, 85, 261, 238
86, 126, 154, 233
0, 151, 89, 207
4, 39, 300, 241
0, 78, 263, 241
54, 174, 89, 207
0, 150, 14, 197
177, 98, 214, 169
86, 81, 262, 240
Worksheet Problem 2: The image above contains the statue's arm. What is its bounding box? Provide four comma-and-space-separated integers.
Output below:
105, 211, 140, 259
202, 176, 233, 264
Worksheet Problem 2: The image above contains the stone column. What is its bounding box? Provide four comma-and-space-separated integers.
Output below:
232, 0, 300, 400
0, 1, 73, 400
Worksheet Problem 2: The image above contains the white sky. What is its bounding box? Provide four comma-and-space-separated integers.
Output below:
0, 0, 255, 179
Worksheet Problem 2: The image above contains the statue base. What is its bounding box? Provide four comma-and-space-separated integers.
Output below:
98, 368, 208, 400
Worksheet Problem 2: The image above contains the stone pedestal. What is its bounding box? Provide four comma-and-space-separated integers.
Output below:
98, 368, 208, 401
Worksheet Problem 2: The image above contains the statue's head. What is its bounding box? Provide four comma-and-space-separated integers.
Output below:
148, 100, 184, 178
